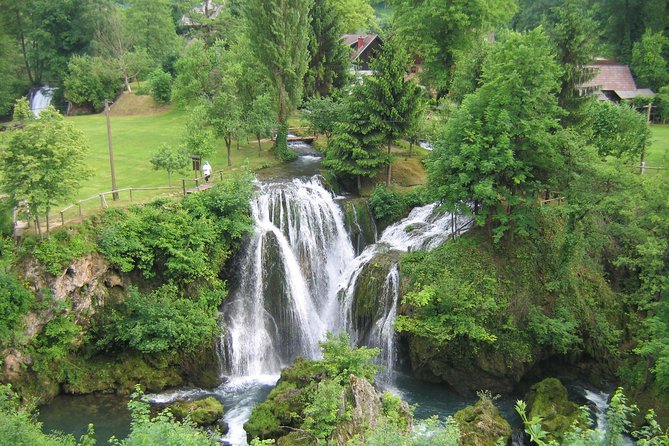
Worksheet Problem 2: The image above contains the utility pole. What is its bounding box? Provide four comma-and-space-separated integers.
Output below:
104, 100, 119, 200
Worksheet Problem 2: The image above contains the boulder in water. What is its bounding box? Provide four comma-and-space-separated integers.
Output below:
453, 396, 512, 446
526, 378, 580, 443
167, 396, 224, 427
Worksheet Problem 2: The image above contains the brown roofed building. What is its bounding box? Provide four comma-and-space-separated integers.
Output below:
341, 34, 382, 72
579, 58, 655, 102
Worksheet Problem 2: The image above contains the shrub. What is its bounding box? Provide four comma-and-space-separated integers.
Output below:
319, 332, 379, 384
0, 272, 33, 346
31, 229, 96, 276
92, 284, 223, 354
148, 69, 172, 104
64, 55, 121, 112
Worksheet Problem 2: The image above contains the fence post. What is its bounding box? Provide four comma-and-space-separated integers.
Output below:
195, 178, 199, 189
182, 179, 186, 196
100, 194, 104, 208
129, 188, 133, 202
60, 211, 65, 226
78, 202, 82, 218
219, 171, 223, 181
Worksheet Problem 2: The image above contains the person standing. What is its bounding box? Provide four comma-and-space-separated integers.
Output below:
202, 161, 212, 183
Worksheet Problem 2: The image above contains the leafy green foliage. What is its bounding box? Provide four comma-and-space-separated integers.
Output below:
330, 0, 376, 33
110, 387, 219, 446
303, 379, 346, 442
319, 332, 380, 384
0, 384, 90, 446
392, 0, 517, 92
427, 29, 564, 241
368, 184, 424, 226
306, 0, 350, 97
304, 96, 346, 140
98, 172, 253, 284
245, 93, 276, 152
0, 107, 91, 235
585, 101, 651, 160
0, 32, 28, 118
397, 239, 500, 346
149, 143, 189, 186
147, 68, 172, 104
0, 272, 33, 347
30, 229, 96, 276
245, 0, 313, 157
64, 55, 121, 111
93, 284, 222, 354
631, 29, 669, 91
363, 416, 460, 446
171, 40, 215, 107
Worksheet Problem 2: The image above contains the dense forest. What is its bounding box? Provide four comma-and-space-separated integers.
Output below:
1, 0, 669, 445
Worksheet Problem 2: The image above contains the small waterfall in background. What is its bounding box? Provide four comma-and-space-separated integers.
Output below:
29, 86, 55, 117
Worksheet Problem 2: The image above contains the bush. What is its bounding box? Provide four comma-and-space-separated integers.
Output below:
92, 284, 223, 354
31, 229, 96, 276
0, 272, 33, 347
64, 55, 121, 112
319, 332, 380, 384
148, 69, 172, 104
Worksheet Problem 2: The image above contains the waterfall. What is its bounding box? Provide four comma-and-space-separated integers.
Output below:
29, 86, 55, 117
220, 177, 355, 377
218, 175, 470, 444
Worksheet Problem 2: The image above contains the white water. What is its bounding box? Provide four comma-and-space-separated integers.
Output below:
30, 86, 55, 117
583, 389, 635, 446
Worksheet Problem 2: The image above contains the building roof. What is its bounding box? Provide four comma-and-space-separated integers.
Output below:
580, 59, 638, 91
341, 34, 380, 61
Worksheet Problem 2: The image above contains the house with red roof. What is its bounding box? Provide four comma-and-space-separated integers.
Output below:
341, 34, 382, 73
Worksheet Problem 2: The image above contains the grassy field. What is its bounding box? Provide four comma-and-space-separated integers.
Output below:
63, 107, 281, 212
647, 124, 669, 175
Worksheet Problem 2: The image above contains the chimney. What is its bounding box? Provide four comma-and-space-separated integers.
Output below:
357, 36, 364, 51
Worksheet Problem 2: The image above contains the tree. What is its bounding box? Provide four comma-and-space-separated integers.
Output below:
181, 104, 215, 161
245, 93, 276, 153
585, 101, 651, 160
64, 55, 121, 111
207, 90, 242, 167
362, 37, 423, 186
149, 144, 189, 186
0, 107, 90, 236
126, 0, 181, 68
547, 1, 599, 118
93, 9, 153, 93
322, 87, 387, 191
304, 96, 346, 140
426, 29, 564, 241
171, 40, 214, 108
631, 29, 669, 91
330, 0, 376, 33
0, 31, 27, 118
306, 0, 351, 97
391, 0, 517, 93
147, 68, 172, 104
245, 0, 314, 160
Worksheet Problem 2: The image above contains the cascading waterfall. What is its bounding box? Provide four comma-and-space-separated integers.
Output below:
220, 177, 355, 377
29, 86, 55, 117
216, 175, 470, 445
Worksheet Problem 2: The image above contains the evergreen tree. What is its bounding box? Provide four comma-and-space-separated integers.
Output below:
363, 37, 422, 186
306, 0, 351, 97
547, 1, 599, 119
245, 0, 314, 160
323, 86, 387, 191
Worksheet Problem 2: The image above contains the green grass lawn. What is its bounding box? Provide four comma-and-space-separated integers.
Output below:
647, 124, 669, 174
63, 108, 280, 215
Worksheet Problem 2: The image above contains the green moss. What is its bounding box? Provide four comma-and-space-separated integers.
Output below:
168, 397, 224, 426
526, 378, 580, 443
454, 397, 512, 446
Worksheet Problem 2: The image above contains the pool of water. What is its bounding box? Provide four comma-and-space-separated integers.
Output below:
38, 393, 131, 443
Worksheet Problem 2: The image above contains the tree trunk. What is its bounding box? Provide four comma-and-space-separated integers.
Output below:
225, 135, 232, 167
15, 9, 34, 85
257, 133, 262, 153
409, 141, 413, 157
168, 171, 172, 187
124, 73, 132, 92
275, 78, 290, 159
357, 174, 362, 193
35, 214, 42, 240
237, 137, 240, 151
45, 209, 50, 236
386, 139, 392, 187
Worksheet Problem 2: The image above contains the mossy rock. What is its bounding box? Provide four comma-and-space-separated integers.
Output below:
168, 396, 224, 426
526, 378, 580, 443
245, 357, 327, 442
341, 198, 377, 255
454, 398, 512, 446
276, 431, 313, 446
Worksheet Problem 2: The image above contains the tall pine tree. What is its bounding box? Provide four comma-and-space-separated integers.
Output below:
363, 37, 422, 186
305, 0, 350, 97
245, 0, 314, 160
